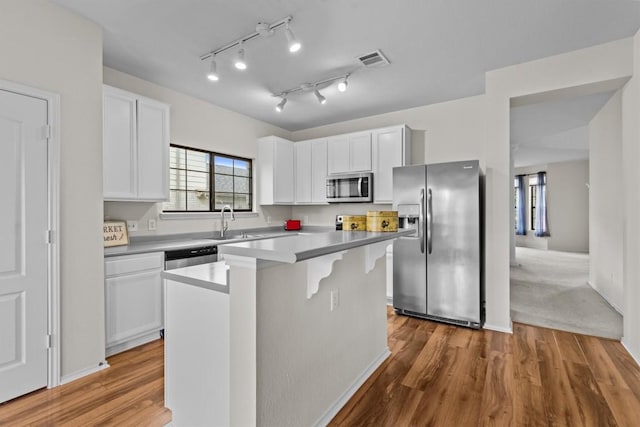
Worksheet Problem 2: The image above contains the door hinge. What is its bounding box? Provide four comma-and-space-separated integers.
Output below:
41, 125, 51, 140
47, 230, 54, 244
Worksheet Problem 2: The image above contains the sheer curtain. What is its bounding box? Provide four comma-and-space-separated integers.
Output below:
516, 174, 526, 235
534, 171, 550, 237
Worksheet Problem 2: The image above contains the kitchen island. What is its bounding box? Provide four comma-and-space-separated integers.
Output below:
162, 230, 412, 427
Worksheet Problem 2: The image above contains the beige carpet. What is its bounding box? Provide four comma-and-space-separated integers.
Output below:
510, 247, 622, 339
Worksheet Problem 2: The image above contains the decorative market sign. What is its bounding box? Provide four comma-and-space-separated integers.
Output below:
103, 221, 129, 247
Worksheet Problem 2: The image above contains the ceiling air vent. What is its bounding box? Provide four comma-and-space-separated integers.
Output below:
357, 49, 390, 68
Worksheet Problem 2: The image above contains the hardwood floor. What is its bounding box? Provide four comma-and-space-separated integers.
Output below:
0, 339, 170, 426
330, 309, 640, 426
2, 309, 640, 426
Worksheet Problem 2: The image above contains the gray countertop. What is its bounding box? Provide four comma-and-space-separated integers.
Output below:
103, 226, 333, 257
218, 229, 413, 264
163, 261, 229, 293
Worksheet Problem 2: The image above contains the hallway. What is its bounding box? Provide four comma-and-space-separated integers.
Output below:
510, 247, 622, 339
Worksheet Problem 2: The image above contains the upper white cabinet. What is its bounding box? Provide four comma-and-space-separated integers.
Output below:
103, 85, 170, 201
258, 136, 294, 205
372, 125, 411, 203
294, 138, 328, 204
327, 131, 372, 174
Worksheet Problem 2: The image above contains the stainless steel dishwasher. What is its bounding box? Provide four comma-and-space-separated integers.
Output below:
164, 245, 218, 270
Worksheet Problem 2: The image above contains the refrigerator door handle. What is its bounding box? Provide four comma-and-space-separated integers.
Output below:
427, 188, 433, 254
419, 188, 425, 253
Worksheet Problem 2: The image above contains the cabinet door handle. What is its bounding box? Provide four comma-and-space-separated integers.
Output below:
419, 188, 425, 254
427, 188, 433, 255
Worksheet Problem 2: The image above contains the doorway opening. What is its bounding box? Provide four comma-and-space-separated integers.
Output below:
509, 85, 624, 339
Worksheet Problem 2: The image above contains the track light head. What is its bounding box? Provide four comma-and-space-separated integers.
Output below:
234, 44, 247, 70
314, 89, 326, 105
285, 21, 301, 53
338, 76, 348, 92
207, 56, 219, 81
275, 97, 287, 112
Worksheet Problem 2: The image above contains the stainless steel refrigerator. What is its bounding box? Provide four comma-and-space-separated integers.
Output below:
392, 161, 484, 328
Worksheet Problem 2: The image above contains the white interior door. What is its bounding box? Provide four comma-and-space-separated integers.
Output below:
0, 89, 49, 403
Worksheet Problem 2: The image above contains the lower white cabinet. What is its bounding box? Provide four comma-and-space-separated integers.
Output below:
105, 251, 164, 356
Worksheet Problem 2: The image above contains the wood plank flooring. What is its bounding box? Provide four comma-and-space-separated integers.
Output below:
330, 309, 640, 426
0, 339, 170, 426
1, 309, 640, 426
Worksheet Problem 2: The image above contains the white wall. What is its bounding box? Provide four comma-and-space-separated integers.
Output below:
621, 30, 640, 363
547, 159, 589, 252
103, 68, 293, 236
514, 158, 592, 254
0, 0, 105, 377
589, 91, 623, 312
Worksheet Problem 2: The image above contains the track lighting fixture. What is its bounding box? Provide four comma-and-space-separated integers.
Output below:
272, 71, 355, 112
285, 20, 301, 53
338, 75, 349, 92
234, 43, 247, 70
314, 88, 326, 105
207, 55, 219, 81
275, 96, 287, 112
200, 16, 301, 81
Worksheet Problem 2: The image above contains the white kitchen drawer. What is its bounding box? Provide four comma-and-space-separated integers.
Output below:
105, 252, 164, 277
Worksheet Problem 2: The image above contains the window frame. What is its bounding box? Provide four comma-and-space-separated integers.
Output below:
164, 144, 253, 213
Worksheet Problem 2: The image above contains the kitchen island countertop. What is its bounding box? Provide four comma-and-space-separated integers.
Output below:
218, 229, 413, 263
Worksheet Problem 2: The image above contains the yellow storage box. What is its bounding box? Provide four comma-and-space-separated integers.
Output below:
342, 215, 367, 231
366, 211, 398, 232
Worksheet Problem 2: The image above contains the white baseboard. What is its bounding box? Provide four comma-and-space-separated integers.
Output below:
106, 331, 162, 357
60, 361, 109, 385
587, 280, 623, 315
622, 340, 640, 368
313, 347, 391, 427
484, 321, 513, 334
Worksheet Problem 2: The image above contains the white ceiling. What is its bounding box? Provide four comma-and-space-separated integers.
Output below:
510, 91, 615, 168
52, 0, 640, 132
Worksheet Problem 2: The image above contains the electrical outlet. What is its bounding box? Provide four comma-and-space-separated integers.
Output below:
330, 289, 339, 311
267, 215, 272, 224
148, 219, 157, 231
126, 221, 138, 232
303, 215, 309, 224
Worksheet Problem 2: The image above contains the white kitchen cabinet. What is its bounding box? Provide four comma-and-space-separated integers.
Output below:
104, 251, 164, 356
327, 131, 372, 174
258, 136, 294, 205
103, 85, 170, 201
294, 140, 312, 203
372, 125, 411, 203
294, 138, 328, 204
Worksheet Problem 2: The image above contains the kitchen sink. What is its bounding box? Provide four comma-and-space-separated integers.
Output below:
194, 230, 313, 244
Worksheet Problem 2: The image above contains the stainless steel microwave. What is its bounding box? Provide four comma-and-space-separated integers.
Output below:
326, 172, 373, 203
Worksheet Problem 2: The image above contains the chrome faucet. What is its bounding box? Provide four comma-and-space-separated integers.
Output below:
220, 204, 235, 238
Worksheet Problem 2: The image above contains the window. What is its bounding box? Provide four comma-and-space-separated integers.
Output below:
514, 175, 526, 235
530, 181, 537, 231
527, 174, 547, 232
163, 145, 252, 212
514, 178, 519, 231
